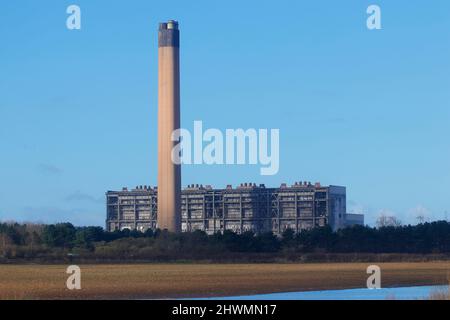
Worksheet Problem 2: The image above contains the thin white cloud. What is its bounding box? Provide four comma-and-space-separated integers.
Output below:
65, 191, 103, 204
37, 163, 62, 175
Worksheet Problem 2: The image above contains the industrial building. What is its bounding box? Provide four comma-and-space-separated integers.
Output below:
106, 182, 363, 234
105, 21, 364, 235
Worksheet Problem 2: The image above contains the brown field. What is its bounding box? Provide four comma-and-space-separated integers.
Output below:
0, 262, 449, 299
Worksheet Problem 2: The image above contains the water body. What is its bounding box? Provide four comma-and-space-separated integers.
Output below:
205, 285, 448, 300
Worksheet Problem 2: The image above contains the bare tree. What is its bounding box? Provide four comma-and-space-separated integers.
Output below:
376, 213, 402, 228
416, 214, 425, 224
0, 233, 12, 257
24, 223, 44, 253
409, 205, 430, 225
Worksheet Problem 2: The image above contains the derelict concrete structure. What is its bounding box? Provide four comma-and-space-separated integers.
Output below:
157, 20, 181, 232
105, 21, 365, 234
106, 182, 364, 234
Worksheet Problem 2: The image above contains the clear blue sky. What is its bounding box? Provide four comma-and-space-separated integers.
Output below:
0, 1, 449, 226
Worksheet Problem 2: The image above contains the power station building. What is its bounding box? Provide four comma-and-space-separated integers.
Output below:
105, 21, 364, 235
105, 182, 363, 234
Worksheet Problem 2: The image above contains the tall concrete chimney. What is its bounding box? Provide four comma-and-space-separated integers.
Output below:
157, 20, 181, 232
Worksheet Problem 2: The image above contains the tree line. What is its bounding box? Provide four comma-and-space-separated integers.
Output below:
1, 221, 450, 261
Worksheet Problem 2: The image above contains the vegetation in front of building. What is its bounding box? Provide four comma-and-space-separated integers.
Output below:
1, 221, 450, 262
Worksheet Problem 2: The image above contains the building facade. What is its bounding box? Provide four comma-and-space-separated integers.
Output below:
106, 182, 363, 234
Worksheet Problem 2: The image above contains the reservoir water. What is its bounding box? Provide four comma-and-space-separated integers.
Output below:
207, 285, 448, 300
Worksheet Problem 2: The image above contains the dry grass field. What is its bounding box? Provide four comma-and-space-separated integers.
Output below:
0, 262, 449, 299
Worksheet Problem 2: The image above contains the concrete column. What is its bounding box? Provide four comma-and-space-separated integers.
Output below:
157, 20, 181, 232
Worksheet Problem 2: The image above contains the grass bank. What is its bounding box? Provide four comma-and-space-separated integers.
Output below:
0, 262, 449, 299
